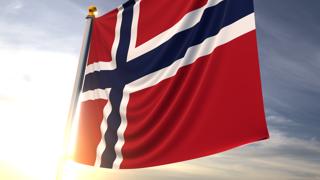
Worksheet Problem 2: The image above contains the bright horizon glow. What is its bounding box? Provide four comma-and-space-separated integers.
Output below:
0, 48, 78, 179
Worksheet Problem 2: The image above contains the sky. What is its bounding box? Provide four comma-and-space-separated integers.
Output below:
0, 0, 319, 179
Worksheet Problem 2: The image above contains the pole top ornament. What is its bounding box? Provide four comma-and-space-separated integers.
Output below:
88, 6, 98, 17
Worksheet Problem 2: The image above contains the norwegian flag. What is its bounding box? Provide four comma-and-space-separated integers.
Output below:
74, 0, 269, 169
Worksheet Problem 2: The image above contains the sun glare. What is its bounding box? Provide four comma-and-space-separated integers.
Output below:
0, 49, 78, 179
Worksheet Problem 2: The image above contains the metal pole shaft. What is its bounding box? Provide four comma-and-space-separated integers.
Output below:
56, 11, 95, 180
63, 15, 94, 157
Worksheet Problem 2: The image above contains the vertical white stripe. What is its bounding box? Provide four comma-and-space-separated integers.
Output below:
94, 95, 112, 167
111, 7, 123, 66
85, 7, 123, 75
80, 88, 110, 167
94, 6, 124, 167
112, 87, 130, 169
126, 0, 224, 61
111, 1, 141, 168
126, 13, 256, 92
128, 0, 140, 54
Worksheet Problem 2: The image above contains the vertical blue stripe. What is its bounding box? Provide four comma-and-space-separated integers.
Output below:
82, 0, 254, 92
85, 0, 255, 168
100, 0, 135, 168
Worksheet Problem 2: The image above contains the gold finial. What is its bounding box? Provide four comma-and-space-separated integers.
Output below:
88, 5, 98, 17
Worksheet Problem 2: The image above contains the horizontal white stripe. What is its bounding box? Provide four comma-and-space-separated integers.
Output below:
80, 88, 110, 102
127, 0, 224, 61
126, 13, 256, 92
85, 61, 116, 75
85, 6, 123, 75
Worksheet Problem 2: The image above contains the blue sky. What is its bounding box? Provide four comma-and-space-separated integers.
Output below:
0, 0, 319, 179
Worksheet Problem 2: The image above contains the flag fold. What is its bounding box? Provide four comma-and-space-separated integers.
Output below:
74, 0, 269, 169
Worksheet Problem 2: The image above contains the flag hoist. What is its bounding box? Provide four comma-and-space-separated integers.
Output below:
56, 5, 97, 180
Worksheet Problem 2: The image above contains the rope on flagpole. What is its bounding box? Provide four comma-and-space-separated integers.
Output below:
56, 5, 97, 180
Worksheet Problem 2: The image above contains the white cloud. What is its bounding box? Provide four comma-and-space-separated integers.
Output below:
267, 115, 294, 124
5, 1, 23, 12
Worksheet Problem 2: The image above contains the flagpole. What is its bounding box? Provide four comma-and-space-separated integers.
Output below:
56, 6, 97, 180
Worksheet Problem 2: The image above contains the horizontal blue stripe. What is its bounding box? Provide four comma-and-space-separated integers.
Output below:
83, 0, 254, 92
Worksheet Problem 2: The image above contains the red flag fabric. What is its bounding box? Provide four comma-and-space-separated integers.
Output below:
74, 0, 269, 169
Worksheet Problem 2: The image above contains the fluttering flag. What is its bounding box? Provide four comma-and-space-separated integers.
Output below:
73, 0, 269, 169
